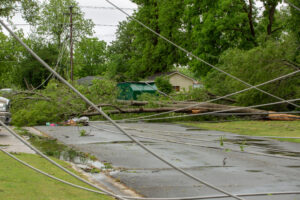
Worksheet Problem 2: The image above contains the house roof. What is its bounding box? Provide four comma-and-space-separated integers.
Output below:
146, 71, 197, 82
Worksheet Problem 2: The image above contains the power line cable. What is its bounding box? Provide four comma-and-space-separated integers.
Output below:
121, 98, 300, 122
5, 23, 118, 27
79, 5, 136, 11
0, 20, 245, 200
285, 0, 300, 11
103, 0, 300, 114
0, 120, 126, 200
89, 123, 300, 161
0, 148, 107, 195
91, 119, 300, 139
119, 68, 300, 122
1, 148, 299, 200
32, 14, 69, 90
124, 191, 300, 200
32, 36, 69, 90
145, 81, 175, 101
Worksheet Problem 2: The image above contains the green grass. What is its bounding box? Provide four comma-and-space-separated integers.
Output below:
0, 152, 112, 200
181, 121, 300, 143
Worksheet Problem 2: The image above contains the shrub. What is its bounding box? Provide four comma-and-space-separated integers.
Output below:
155, 76, 173, 94
205, 37, 300, 111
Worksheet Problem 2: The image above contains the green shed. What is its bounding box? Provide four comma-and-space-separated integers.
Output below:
117, 82, 158, 100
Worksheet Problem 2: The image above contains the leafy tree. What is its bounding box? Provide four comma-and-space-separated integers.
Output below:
205, 35, 300, 111
27, 0, 95, 79
16, 42, 63, 89
0, 31, 27, 88
183, 0, 259, 76
108, 0, 187, 80
74, 37, 107, 78
36, 0, 94, 46
107, 20, 136, 81
0, 0, 39, 22
287, 0, 300, 42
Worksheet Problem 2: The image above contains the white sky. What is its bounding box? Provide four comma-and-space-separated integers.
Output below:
5, 0, 137, 43
78, 0, 137, 42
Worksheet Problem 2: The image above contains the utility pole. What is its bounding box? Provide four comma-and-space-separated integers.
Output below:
69, 5, 74, 82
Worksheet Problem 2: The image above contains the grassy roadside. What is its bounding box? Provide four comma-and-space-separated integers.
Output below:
0, 152, 112, 200
181, 121, 300, 143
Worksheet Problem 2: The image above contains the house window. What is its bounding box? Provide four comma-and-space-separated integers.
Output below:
173, 86, 180, 92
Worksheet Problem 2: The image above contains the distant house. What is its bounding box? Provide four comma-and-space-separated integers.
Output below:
117, 82, 157, 100
147, 71, 202, 92
77, 76, 103, 86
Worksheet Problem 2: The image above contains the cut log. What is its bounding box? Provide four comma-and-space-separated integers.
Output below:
268, 113, 300, 121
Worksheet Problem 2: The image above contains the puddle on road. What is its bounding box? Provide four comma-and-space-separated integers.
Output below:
225, 138, 267, 145
223, 138, 300, 157
60, 151, 116, 173
90, 141, 155, 145
286, 165, 300, 168
246, 170, 263, 173
265, 150, 300, 157
186, 128, 208, 131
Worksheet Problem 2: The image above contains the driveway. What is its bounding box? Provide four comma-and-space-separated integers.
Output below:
35, 122, 300, 199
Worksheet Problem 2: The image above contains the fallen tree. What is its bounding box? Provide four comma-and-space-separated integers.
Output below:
82, 101, 266, 116
82, 100, 300, 121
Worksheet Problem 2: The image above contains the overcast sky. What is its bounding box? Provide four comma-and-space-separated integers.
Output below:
6, 0, 137, 43
78, 0, 137, 42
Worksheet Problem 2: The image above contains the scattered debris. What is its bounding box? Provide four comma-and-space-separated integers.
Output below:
223, 157, 227, 167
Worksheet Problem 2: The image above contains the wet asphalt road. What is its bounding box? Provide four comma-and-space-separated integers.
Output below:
35, 122, 300, 200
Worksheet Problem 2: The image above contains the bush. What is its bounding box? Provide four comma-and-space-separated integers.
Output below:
204, 37, 300, 111
155, 76, 173, 94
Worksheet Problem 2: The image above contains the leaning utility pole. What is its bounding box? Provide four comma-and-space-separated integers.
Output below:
69, 5, 74, 82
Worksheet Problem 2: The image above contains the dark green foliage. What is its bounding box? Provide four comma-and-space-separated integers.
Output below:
205, 36, 300, 111
10, 79, 118, 126
0, 32, 23, 88
183, 0, 258, 76
74, 37, 107, 78
17, 43, 62, 89
107, 0, 188, 80
287, 0, 300, 42
155, 76, 173, 94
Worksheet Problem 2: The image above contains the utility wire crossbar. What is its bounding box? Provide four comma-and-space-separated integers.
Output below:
0, 20, 245, 200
